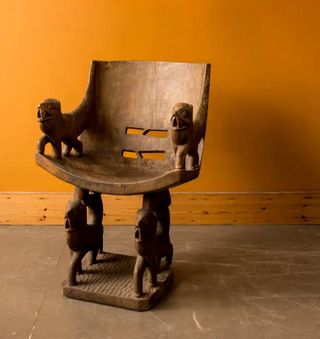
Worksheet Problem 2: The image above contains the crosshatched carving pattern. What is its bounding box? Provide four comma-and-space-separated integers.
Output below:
63, 252, 173, 311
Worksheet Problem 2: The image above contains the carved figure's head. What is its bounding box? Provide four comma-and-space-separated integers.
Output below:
64, 199, 86, 231
171, 103, 193, 132
134, 208, 157, 256
37, 99, 62, 123
171, 103, 193, 146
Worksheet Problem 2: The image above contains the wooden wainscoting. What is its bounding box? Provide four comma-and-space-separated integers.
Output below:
0, 192, 319, 225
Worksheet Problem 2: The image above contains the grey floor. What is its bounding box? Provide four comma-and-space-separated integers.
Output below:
1, 225, 320, 339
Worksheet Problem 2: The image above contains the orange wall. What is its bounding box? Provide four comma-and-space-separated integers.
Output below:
0, 0, 320, 192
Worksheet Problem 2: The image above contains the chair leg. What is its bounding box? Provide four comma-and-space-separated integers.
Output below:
133, 255, 146, 297
86, 192, 104, 256
74, 186, 89, 200
74, 188, 103, 228
73, 186, 105, 262
68, 251, 85, 285
142, 190, 173, 270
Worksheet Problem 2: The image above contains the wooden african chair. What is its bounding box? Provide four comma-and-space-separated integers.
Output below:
36, 60, 210, 310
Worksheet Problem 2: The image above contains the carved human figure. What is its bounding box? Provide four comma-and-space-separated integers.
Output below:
74, 187, 104, 261
37, 98, 83, 159
133, 208, 158, 298
143, 191, 173, 270
65, 199, 103, 286
155, 192, 173, 270
171, 102, 199, 170
84, 192, 104, 262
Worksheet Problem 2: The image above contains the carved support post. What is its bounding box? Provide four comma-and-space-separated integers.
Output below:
64, 187, 104, 286
74, 187, 104, 262
143, 190, 173, 269
133, 190, 173, 297
74, 187, 104, 227
68, 251, 85, 286
133, 208, 158, 297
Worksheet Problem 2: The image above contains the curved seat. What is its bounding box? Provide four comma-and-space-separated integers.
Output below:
36, 61, 210, 195
36, 154, 199, 195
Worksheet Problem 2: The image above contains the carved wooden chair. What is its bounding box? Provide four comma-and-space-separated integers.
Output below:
36, 60, 210, 310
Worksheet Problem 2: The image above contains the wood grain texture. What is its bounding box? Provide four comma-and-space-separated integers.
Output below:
62, 252, 173, 311
0, 192, 319, 225
36, 61, 210, 195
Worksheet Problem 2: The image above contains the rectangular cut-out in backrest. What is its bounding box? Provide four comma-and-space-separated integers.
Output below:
122, 149, 165, 160
143, 130, 168, 138
126, 127, 144, 135
81, 61, 210, 170
126, 128, 168, 138
139, 151, 165, 160
122, 150, 138, 159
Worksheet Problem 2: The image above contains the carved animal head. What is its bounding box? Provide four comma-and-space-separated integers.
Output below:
134, 209, 157, 256
64, 199, 86, 232
37, 99, 62, 123
171, 103, 193, 132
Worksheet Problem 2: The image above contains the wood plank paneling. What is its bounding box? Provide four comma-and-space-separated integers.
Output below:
0, 192, 319, 226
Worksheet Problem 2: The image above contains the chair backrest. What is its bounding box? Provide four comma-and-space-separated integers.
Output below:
81, 61, 210, 172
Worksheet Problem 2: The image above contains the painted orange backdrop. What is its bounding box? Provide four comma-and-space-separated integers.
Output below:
0, 0, 319, 192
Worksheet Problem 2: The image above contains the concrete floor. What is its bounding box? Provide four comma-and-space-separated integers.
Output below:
1, 225, 320, 339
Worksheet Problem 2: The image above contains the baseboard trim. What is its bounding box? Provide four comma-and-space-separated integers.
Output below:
0, 192, 318, 225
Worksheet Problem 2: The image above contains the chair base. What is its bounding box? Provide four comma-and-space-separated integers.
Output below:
62, 252, 174, 311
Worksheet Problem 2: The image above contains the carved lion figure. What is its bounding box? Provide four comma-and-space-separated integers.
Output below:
171, 102, 199, 170
65, 199, 103, 286
37, 98, 83, 159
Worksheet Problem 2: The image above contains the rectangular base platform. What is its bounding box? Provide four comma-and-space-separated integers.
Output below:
62, 252, 173, 311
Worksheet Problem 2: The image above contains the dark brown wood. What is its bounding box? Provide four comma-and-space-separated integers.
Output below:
37, 99, 83, 159
36, 63, 95, 160
171, 103, 195, 169
143, 190, 173, 270
36, 61, 210, 195
133, 209, 159, 297
35, 60, 210, 309
35, 153, 200, 195
62, 252, 173, 311
64, 198, 103, 285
